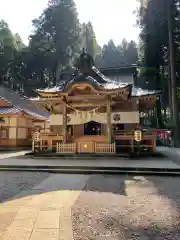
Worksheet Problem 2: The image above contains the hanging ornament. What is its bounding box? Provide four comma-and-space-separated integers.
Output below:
82, 112, 84, 119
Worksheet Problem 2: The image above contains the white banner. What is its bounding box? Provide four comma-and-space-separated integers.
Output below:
50, 111, 139, 125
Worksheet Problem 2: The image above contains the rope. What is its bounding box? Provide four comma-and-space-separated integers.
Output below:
66, 103, 106, 114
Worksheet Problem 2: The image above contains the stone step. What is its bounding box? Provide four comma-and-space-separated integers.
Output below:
27, 151, 164, 159
0, 166, 180, 176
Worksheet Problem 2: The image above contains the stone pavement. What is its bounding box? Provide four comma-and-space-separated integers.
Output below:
157, 146, 180, 166
0, 151, 31, 160
0, 174, 90, 240
0, 156, 180, 169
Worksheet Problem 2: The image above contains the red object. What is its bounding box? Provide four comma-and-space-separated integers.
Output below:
152, 130, 168, 140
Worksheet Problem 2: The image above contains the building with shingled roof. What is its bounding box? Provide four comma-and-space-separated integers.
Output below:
0, 86, 49, 149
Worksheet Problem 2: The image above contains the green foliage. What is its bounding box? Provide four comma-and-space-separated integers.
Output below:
81, 22, 98, 58
95, 39, 138, 68
29, 0, 81, 83
136, 0, 180, 92
136, 0, 180, 137
0, 1, 139, 96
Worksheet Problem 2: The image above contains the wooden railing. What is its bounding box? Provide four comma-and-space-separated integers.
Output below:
38, 129, 50, 133
40, 132, 62, 137
94, 142, 116, 154
113, 129, 154, 136
113, 130, 132, 136
56, 143, 76, 153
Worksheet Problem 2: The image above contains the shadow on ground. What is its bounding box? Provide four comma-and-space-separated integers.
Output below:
71, 174, 180, 240
0, 172, 180, 239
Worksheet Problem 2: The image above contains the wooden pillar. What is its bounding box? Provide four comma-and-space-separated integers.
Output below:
16, 116, 19, 146
63, 101, 67, 143
107, 98, 112, 143
131, 139, 134, 153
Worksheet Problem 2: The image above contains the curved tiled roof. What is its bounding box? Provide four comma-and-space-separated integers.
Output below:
0, 107, 21, 115
64, 74, 102, 92
0, 86, 49, 120
37, 65, 160, 97
131, 87, 161, 97
37, 66, 131, 93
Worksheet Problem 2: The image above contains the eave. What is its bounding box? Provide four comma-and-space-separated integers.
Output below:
100, 65, 137, 76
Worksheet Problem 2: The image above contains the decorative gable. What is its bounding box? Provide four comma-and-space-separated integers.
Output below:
68, 84, 97, 96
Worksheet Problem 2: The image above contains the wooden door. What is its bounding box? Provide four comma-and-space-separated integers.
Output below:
78, 142, 94, 153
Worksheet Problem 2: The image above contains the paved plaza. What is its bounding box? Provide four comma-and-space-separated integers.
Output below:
0, 172, 180, 239
0, 172, 89, 240
0, 149, 179, 239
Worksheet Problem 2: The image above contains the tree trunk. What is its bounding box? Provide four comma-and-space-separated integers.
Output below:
164, 108, 167, 123
168, 60, 172, 112
167, 0, 179, 146
156, 96, 164, 128
155, 66, 163, 128
55, 60, 62, 84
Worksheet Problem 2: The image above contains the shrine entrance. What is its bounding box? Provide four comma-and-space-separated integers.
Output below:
84, 121, 101, 135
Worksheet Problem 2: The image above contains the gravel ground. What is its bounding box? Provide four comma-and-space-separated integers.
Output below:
0, 171, 51, 203
72, 175, 180, 240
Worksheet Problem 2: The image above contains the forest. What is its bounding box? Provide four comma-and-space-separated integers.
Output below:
0, 0, 179, 140
0, 0, 138, 96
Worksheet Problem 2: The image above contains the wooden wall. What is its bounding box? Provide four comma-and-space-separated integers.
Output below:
0, 115, 47, 148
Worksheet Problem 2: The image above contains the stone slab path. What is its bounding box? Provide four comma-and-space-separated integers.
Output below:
0, 174, 90, 240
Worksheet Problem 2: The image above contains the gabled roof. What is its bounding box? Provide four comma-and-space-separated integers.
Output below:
37, 65, 160, 97
36, 51, 160, 98
37, 66, 131, 94
0, 86, 49, 120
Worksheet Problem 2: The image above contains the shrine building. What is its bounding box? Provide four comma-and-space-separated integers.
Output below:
31, 52, 159, 154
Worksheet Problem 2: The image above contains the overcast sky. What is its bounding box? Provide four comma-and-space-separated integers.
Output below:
0, 0, 140, 46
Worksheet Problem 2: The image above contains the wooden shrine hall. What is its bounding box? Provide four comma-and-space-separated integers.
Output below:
31, 52, 158, 154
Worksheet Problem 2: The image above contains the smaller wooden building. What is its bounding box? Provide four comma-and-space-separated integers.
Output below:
0, 86, 49, 149
31, 52, 159, 155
